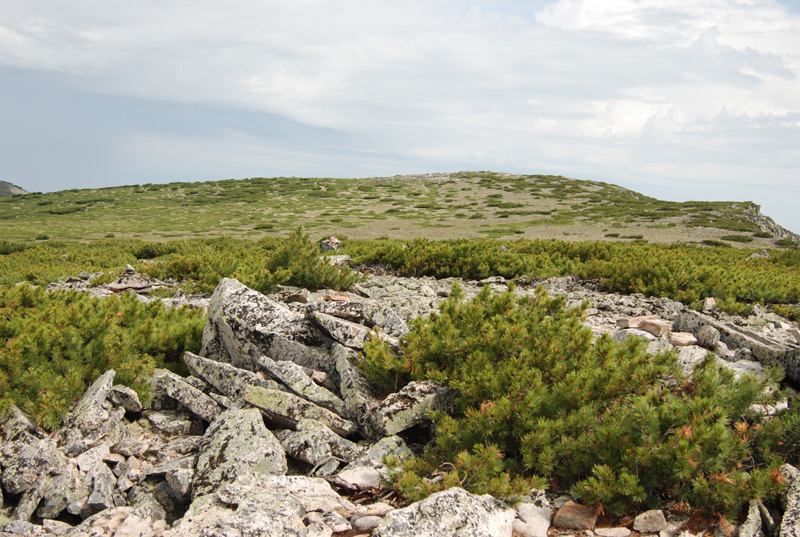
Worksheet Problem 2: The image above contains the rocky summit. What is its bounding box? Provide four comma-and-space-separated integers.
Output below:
2, 265, 800, 537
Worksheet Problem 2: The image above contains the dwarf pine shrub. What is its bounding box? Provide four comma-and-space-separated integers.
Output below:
140, 229, 363, 294
0, 285, 205, 429
362, 283, 790, 516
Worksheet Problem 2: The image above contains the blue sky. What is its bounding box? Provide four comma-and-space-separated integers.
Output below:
1, 0, 799, 232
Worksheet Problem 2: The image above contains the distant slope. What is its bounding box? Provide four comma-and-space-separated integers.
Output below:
0, 181, 28, 197
0, 171, 796, 245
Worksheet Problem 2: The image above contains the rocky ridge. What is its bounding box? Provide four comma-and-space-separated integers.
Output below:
3, 264, 800, 537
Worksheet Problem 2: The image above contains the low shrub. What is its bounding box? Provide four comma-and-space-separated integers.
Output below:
721, 235, 754, 243
0, 241, 27, 255
0, 285, 205, 429
362, 284, 789, 516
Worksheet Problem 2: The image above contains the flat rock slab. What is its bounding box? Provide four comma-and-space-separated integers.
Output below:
373, 487, 515, 537
192, 407, 287, 498
616, 315, 661, 329
164, 473, 354, 537
596, 528, 633, 537
374, 381, 455, 436
639, 319, 672, 337
669, 332, 698, 347
183, 351, 276, 400
310, 311, 371, 350
674, 310, 800, 383
258, 356, 347, 416
633, 509, 668, 533
553, 501, 599, 531
244, 385, 357, 437
153, 369, 222, 423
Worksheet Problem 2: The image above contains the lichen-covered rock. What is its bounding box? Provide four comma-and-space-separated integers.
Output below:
332, 344, 379, 433
244, 385, 357, 437
87, 463, 117, 511
219, 473, 356, 515
152, 369, 222, 423
367, 306, 410, 338
675, 346, 710, 375
62, 370, 116, 437
697, 325, 721, 350
37, 463, 81, 519
513, 490, 551, 537
64, 499, 166, 537
309, 311, 371, 350
1, 438, 66, 495
183, 351, 280, 400
334, 436, 412, 490
165, 473, 355, 537
108, 385, 143, 413
739, 500, 765, 537
373, 487, 515, 537
304, 300, 410, 339
201, 278, 331, 371
192, 407, 287, 498
2, 520, 47, 536
12, 476, 49, 522
275, 419, 363, 475
258, 355, 347, 416
76, 442, 111, 473
374, 381, 455, 436
633, 509, 668, 533
163, 488, 305, 537
146, 455, 197, 503
781, 464, 800, 537
0, 406, 45, 444
144, 410, 203, 437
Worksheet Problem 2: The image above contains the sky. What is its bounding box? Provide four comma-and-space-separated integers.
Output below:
1, 0, 799, 233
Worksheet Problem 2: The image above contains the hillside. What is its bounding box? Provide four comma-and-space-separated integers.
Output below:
0, 180, 28, 197
0, 172, 797, 246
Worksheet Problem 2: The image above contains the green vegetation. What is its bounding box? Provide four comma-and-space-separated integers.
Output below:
363, 284, 794, 516
0, 229, 361, 428
0, 285, 205, 429
0, 172, 789, 243
721, 235, 754, 243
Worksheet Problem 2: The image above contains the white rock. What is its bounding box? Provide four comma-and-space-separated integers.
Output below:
373, 487, 515, 537
633, 510, 668, 533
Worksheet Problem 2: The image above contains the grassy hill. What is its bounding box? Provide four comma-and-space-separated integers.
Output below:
0, 171, 794, 247
0, 180, 28, 197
